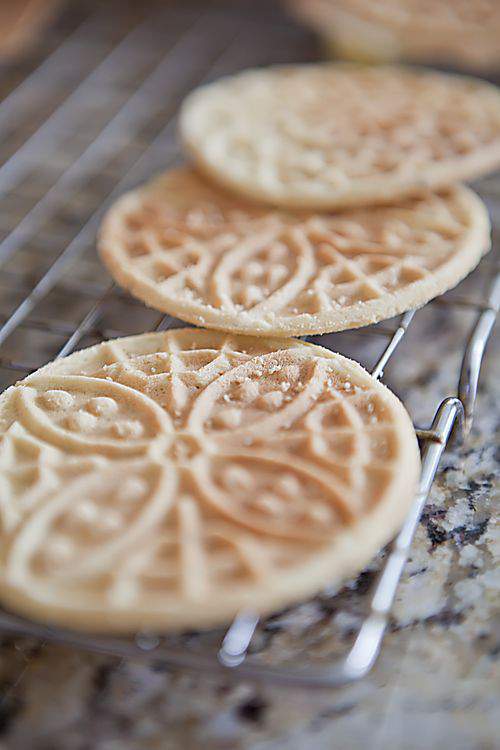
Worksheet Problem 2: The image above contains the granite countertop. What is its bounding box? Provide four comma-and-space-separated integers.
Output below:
0, 2, 497, 747
0, 285, 497, 750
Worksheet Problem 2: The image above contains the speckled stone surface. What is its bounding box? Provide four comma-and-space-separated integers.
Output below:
0, 256, 497, 750
0, 1, 498, 747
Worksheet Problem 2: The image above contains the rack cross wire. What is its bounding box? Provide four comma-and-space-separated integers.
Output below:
0, 0, 497, 689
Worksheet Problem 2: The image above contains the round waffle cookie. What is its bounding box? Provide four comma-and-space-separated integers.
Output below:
99, 168, 489, 337
289, 0, 500, 72
179, 64, 500, 209
0, 329, 419, 633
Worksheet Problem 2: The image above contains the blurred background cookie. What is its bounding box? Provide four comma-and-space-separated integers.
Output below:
0, 0, 62, 61
180, 64, 500, 209
287, 0, 500, 73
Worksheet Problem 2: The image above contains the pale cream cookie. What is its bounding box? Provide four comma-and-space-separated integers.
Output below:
179, 64, 500, 209
98, 167, 490, 337
0, 328, 420, 633
289, 0, 500, 73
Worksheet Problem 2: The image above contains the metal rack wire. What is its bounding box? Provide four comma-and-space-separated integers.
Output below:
0, 0, 497, 689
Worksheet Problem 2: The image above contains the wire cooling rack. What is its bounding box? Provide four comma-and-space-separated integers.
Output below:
0, 0, 497, 689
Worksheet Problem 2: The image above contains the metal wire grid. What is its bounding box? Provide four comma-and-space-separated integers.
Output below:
0, 0, 497, 689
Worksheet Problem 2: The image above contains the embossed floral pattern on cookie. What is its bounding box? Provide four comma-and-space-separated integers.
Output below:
0, 329, 420, 633
99, 168, 489, 337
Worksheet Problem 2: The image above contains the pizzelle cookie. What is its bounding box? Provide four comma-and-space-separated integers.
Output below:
289, 0, 500, 72
179, 64, 500, 209
99, 168, 489, 337
0, 328, 420, 633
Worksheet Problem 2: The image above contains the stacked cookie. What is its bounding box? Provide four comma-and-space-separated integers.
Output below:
101, 65, 495, 336
0, 64, 498, 634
